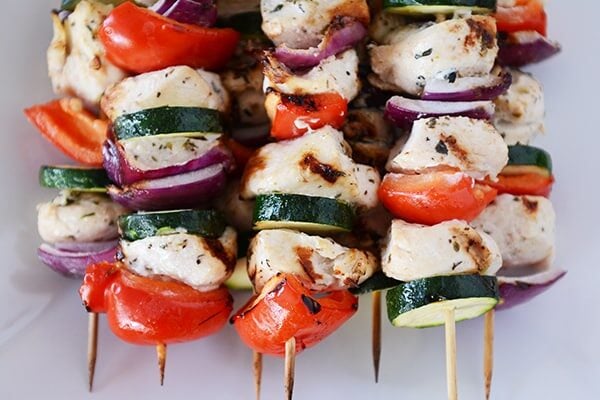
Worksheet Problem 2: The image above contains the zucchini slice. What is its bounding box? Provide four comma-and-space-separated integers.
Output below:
387, 274, 499, 328
383, 0, 496, 15
225, 257, 253, 291
113, 106, 224, 142
253, 194, 355, 234
503, 144, 553, 176
119, 209, 227, 241
350, 271, 403, 295
39, 166, 110, 192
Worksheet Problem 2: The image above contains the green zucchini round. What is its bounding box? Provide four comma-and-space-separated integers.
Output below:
383, 0, 496, 15
505, 144, 553, 176
386, 274, 499, 328
119, 209, 227, 241
39, 166, 110, 192
113, 106, 224, 142
253, 194, 355, 234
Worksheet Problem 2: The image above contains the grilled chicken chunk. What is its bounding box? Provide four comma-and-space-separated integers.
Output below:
263, 49, 361, 101
38, 191, 127, 244
260, 0, 369, 49
248, 229, 377, 293
381, 219, 502, 282
48, 1, 126, 107
387, 116, 508, 180
370, 16, 498, 96
241, 126, 380, 209
471, 194, 555, 268
101, 66, 229, 121
120, 228, 237, 292
494, 69, 545, 145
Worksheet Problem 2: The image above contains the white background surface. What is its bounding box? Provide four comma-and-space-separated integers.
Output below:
0, 1, 599, 399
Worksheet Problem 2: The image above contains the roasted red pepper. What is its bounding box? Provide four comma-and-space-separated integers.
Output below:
80, 262, 233, 345
99, 2, 239, 74
484, 173, 554, 198
270, 92, 347, 140
378, 170, 498, 225
495, 0, 547, 36
232, 274, 358, 357
24, 98, 108, 166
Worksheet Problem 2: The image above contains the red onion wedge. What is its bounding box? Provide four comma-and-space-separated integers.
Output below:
497, 268, 567, 311
384, 96, 494, 129
38, 243, 118, 278
274, 17, 367, 70
103, 138, 233, 186
151, 0, 217, 27
53, 240, 118, 253
108, 163, 228, 211
422, 71, 513, 102
498, 31, 561, 67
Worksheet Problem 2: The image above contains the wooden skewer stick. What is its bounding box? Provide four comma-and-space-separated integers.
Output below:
484, 310, 495, 400
445, 308, 458, 400
156, 343, 167, 386
253, 351, 263, 400
284, 337, 296, 400
372, 291, 382, 383
87, 312, 99, 392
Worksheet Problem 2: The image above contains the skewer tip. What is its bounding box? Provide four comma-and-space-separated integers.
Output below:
372, 291, 382, 383
284, 337, 296, 400
484, 310, 495, 400
253, 351, 263, 400
156, 343, 167, 386
87, 312, 99, 392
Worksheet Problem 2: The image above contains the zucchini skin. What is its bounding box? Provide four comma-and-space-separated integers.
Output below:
384, 0, 495, 7
39, 166, 110, 191
386, 275, 499, 326
253, 194, 355, 233
113, 106, 223, 141
350, 271, 402, 295
119, 210, 227, 241
507, 145, 553, 173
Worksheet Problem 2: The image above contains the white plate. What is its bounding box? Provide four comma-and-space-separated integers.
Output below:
1, 1, 599, 399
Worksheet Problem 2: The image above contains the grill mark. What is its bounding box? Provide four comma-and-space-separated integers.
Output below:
521, 197, 539, 214
295, 246, 322, 283
329, 1, 370, 27
440, 134, 470, 166
451, 226, 492, 272
300, 154, 346, 183
204, 238, 236, 271
281, 93, 319, 112
465, 18, 496, 54
301, 294, 322, 315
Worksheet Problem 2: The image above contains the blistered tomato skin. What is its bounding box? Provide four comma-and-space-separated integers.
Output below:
232, 274, 358, 356
79, 261, 120, 313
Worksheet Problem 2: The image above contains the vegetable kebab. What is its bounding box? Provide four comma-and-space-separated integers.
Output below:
231, 1, 380, 398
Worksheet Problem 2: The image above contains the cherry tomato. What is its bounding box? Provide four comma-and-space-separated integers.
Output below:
99, 2, 239, 74
495, 0, 547, 36
24, 98, 108, 166
484, 172, 554, 198
80, 261, 120, 313
271, 92, 347, 140
378, 171, 497, 225
79, 262, 233, 345
232, 274, 358, 357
